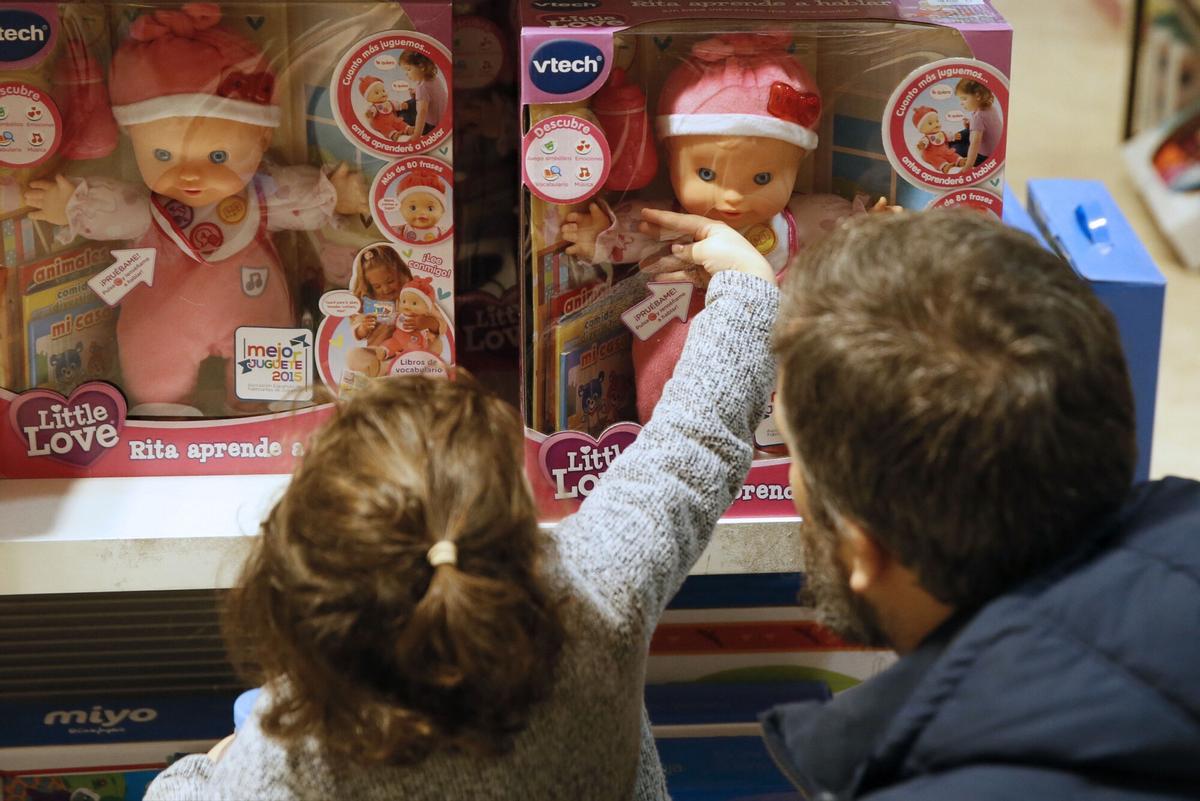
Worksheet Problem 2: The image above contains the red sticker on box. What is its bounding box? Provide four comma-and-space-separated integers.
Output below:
928, 187, 1003, 218
331, 30, 453, 159
883, 59, 1008, 191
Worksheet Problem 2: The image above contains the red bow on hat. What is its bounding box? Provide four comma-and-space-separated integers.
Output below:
217, 70, 275, 105
767, 82, 821, 130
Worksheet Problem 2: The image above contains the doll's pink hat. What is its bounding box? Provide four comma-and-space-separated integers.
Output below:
395, 170, 448, 209
912, 106, 940, 129
399, 276, 436, 310
109, 3, 280, 129
657, 33, 821, 151
360, 75, 385, 96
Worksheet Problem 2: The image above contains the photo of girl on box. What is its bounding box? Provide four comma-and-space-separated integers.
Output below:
341, 244, 448, 387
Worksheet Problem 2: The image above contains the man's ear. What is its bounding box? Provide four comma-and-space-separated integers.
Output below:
840, 523, 889, 594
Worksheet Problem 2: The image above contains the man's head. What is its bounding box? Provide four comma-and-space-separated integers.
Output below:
773, 210, 1136, 650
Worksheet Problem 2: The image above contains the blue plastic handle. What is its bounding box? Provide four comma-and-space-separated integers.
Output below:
1076, 201, 1111, 247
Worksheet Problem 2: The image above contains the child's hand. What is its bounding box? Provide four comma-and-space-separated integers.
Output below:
637, 208, 774, 287
23, 175, 75, 225
208, 733, 236, 763
868, 197, 903, 215
561, 203, 608, 261
399, 101, 409, 111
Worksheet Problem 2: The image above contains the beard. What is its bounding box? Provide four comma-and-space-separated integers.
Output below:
797, 512, 890, 649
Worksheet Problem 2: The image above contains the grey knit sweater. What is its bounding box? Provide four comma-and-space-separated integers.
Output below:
144, 271, 780, 801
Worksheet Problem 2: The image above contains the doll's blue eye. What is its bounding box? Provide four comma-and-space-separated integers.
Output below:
153, 149, 172, 162
754, 172, 772, 186
697, 167, 716, 182
209, 150, 229, 164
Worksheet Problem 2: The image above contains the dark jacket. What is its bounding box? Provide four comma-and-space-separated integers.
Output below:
761, 477, 1200, 801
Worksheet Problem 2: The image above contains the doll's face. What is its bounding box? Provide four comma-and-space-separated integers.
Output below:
917, 113, 942, 135
365, 83, 389, 104
398, 292, 429, 316
667, 135, 804, 231
402, 191, 444, 229
364, 264, 404, 301
128, 116, 271, 208
957, 91, 980, 113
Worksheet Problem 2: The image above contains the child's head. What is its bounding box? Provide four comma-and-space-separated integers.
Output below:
226, 375, 565, 765
399, 51, 437, 82
353, 245, 412, 301
360, 75, 389, 104
955, 78, 994, 112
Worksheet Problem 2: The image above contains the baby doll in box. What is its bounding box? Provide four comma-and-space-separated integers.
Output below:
561, 33, 886, 424
23, 3, 367, 415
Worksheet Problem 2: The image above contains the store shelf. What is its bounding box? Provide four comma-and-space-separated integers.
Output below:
0, 476, 801, 595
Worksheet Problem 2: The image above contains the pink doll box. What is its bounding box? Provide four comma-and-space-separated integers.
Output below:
0, 1, 455, 479
517, 0, 1012, 521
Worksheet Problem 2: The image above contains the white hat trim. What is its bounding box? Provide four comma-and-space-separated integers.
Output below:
656, 113, 818, 151
113, 94, 281, 128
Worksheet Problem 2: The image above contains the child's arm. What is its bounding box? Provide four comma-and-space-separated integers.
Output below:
553, 209, 779, 637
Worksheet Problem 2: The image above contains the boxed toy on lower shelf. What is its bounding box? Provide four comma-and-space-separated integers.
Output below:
516, 0, 1014, 521
0, 1, 456, 480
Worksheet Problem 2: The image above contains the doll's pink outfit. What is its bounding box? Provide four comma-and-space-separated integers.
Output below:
361, 76, 406, 140
585, 33, 863, 423
380, 279, 439, 358
913, 106, 959, 172
64, 169, 336, 406
63, 4, 339, 410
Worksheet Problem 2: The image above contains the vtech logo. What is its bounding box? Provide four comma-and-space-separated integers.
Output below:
529, 40, 605, 95
0, 8, 53, 65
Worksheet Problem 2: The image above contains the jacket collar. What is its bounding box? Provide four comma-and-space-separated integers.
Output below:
759, 613, 969, 800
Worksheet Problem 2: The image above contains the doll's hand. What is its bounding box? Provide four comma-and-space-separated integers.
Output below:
638, 208, 774, 287
330, 163, 369, 215
868, 197, 904, 215
366, 106, 377, 119
24, 175, 76, 226
561, 203, 607, 261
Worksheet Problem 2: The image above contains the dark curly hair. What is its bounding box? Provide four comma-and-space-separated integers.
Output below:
224, 375, 565, 765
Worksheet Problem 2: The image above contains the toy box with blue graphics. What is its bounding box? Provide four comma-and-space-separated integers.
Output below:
0, 1, 455, 480
516, 0, 1013, 521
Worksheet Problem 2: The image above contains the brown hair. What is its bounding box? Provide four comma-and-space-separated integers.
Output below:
955, 78, 995, 109
399, 51, 437, 81
774, 211, 1136, 610
224, 375, 565, 765
352, 245, 412, 300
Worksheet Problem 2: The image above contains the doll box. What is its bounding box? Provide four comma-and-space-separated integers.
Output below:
0, 1, 456, 479
516, 0, 1013, 521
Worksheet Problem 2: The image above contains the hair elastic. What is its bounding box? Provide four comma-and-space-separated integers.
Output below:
427, 540, 457, 567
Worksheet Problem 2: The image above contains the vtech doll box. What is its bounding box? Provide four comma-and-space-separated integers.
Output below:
0, 1, 455, 479
518, 0, 1012, 520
